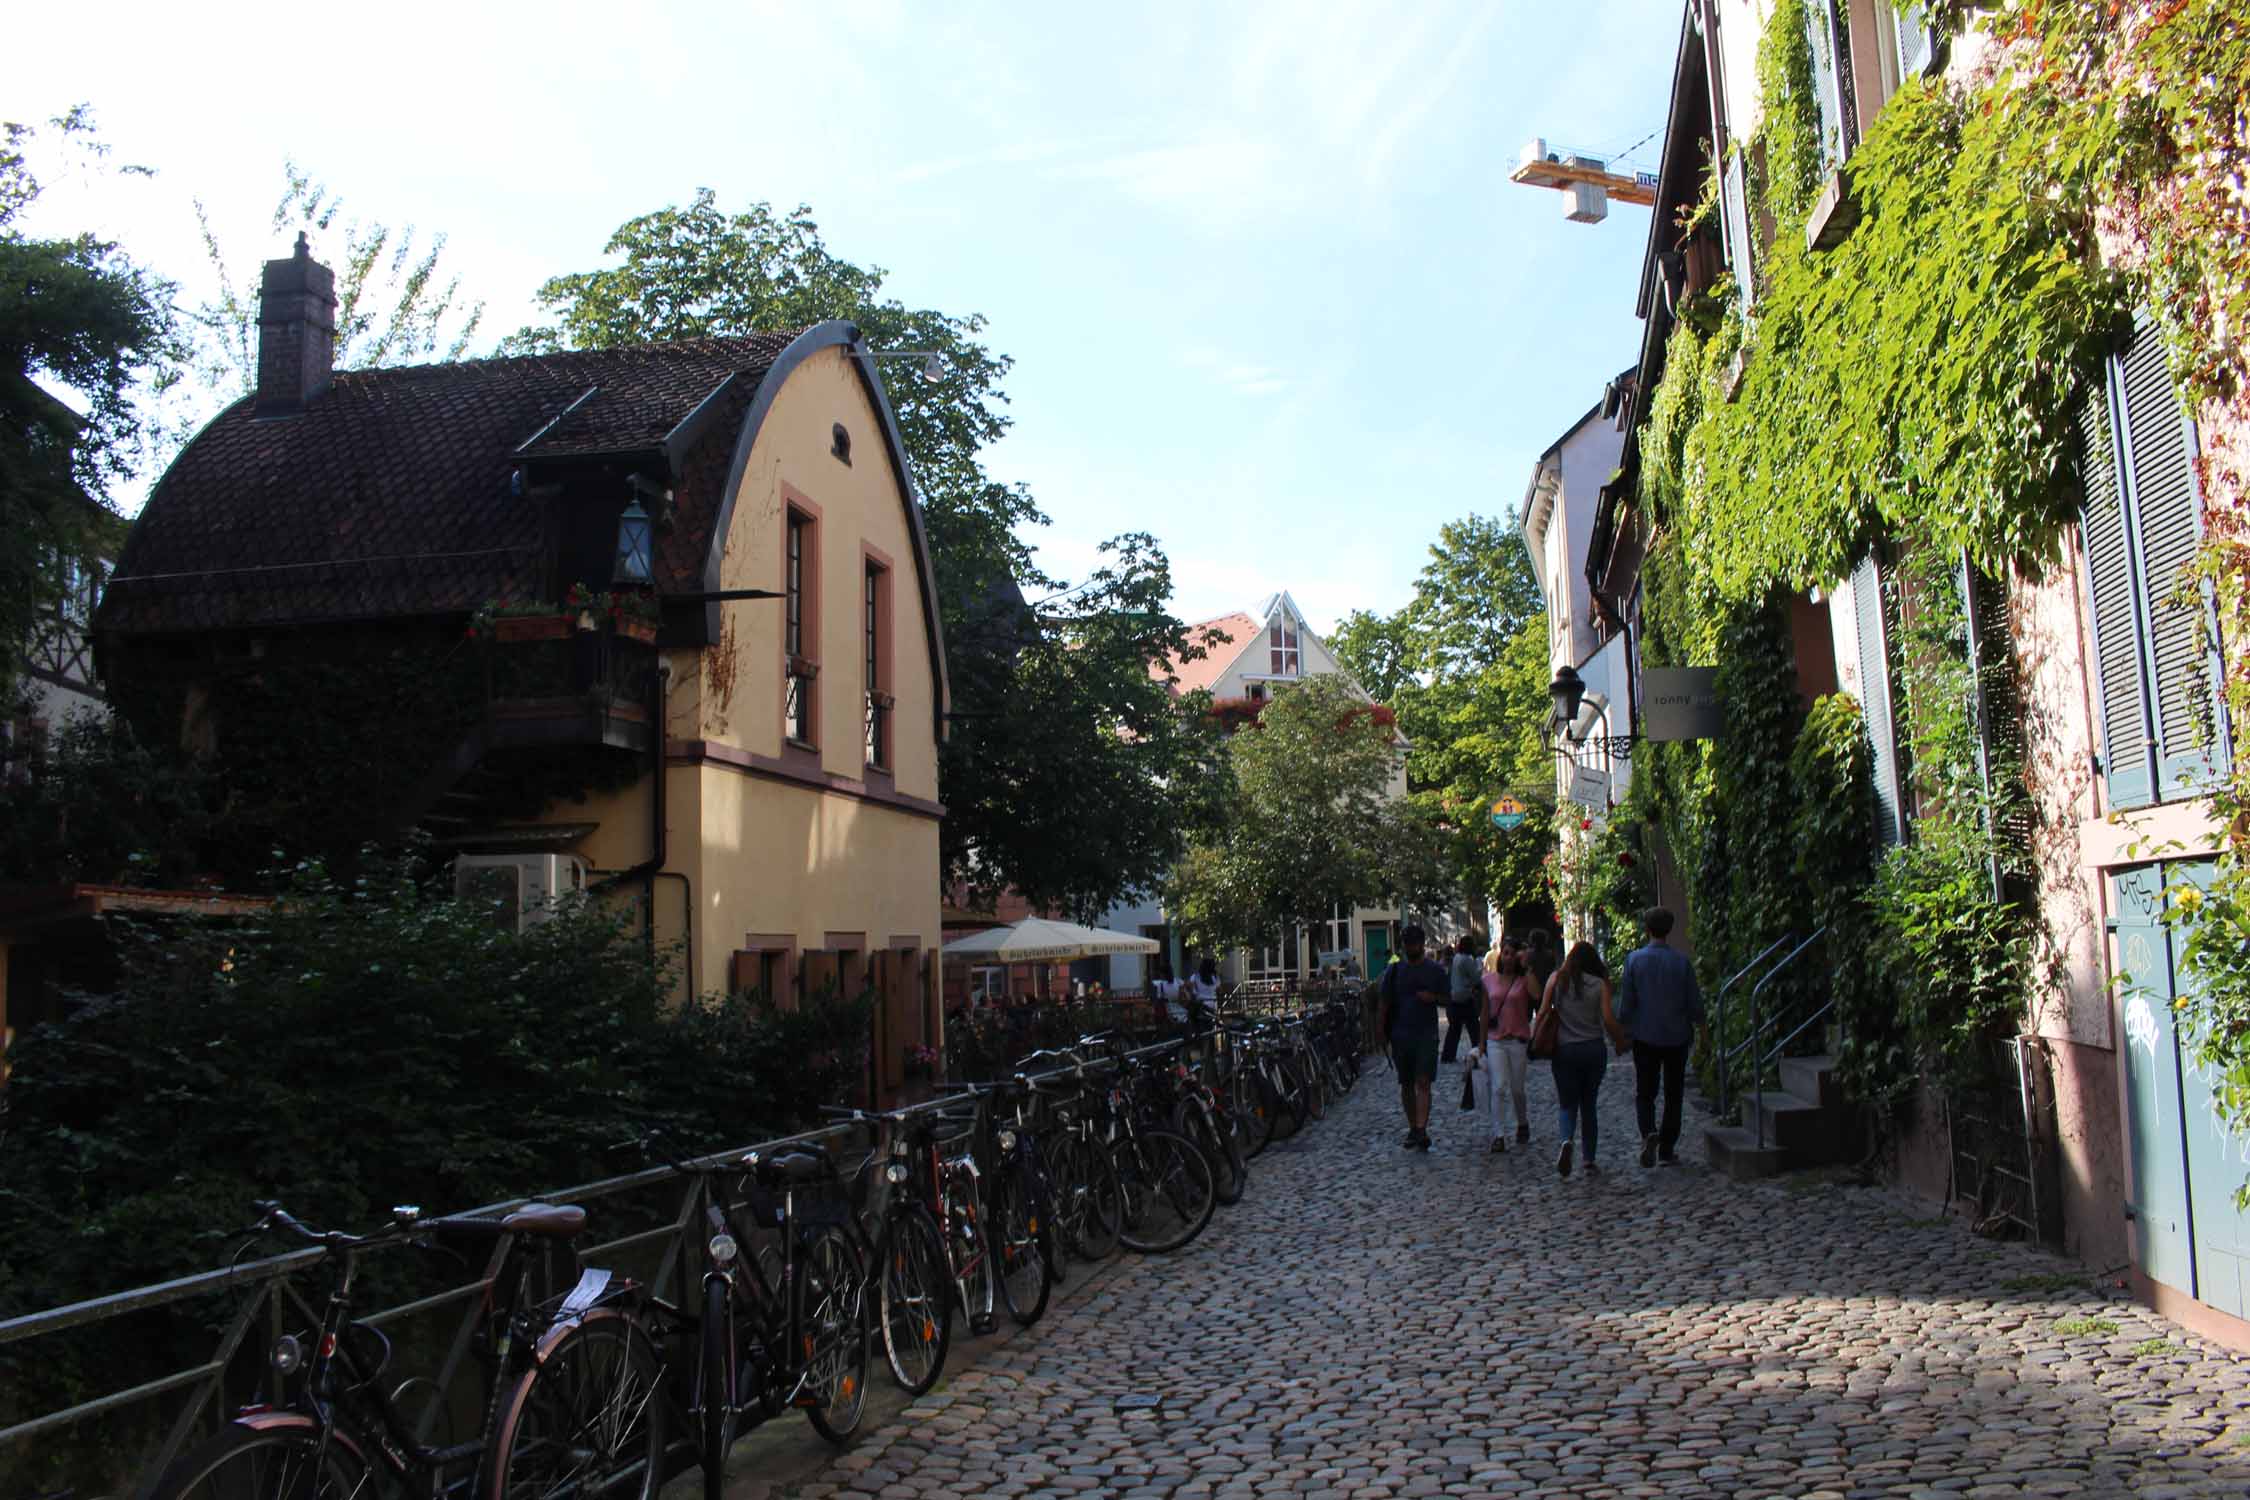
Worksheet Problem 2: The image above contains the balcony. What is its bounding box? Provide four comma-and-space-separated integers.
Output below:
480, 614, 657, 755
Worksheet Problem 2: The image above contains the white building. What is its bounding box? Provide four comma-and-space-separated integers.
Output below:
1098, 591, 1406, 987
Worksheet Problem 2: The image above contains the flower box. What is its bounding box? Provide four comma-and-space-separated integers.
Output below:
615, 618, 658, 645
492, 614, 573, 643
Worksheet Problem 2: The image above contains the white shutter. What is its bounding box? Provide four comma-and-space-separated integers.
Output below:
1894, 1, 1933, 80
1721, 153, 1755, 301
1853, 556, 1905, 846
2079, 375, 2155, 809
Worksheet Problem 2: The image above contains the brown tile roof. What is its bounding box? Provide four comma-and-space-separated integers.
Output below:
98, 334, 798, 634
1154, 612, 1255, 696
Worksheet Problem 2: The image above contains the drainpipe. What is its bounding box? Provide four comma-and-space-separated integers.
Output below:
594, 660, 671, 970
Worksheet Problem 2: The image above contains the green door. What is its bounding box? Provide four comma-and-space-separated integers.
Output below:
1364, 926, 1390, 978
2171, 863, 2250, 1319
2113, 865, 2196, 1297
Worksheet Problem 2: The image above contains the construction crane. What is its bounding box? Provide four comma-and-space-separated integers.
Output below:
1511, 139, 1657, 224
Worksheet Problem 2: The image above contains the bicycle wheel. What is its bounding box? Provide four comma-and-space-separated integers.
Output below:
700, 1277, 736, 1500
1263, 1063, 1303, 1143
150, 1422, 369, 1500
1174, 1096, 1246, 1206
943, 1176, 998, 1334
989, 1162, 1052, 1326
878, 1202, 953, 1395
798, 1224, 870, 1444
1050, 1131, 1123, 1261
1299, 1051, 1329, 1122
1116, 1128, 1218, 1253
1228, 1062, 1275, 1159
483, 1308, 667, 1500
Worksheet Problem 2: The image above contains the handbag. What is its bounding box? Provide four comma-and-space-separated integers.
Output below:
1527, 1002, 1561, 1060
1458, 1053, 1479, 1111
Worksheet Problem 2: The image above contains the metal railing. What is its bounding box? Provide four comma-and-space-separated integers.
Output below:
1709, 933, 1797, 1121
1742, 928, 1829, 1149
0, 1020, 1266, 1500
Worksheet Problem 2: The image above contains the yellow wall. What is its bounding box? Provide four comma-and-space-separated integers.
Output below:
538, 343, 943, 1006
700, 345, 940, 804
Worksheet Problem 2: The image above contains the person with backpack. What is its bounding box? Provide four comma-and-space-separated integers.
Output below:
1532, 940, 1629, 1177
1616, 906, 1704, 1167
1442, 932, 1483, 1063
1377, 924, 1450, 1150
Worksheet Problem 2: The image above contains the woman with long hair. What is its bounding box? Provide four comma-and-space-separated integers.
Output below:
1479, 939, 1536, 1151
1533, 940, 1628, 1177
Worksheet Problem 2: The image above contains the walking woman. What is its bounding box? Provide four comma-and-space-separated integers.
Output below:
1532, 940, 1628, 1177
1479, 939, 1536, 1151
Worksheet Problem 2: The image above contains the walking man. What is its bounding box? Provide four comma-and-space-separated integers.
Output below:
1616, 906, 1704, 1167
1442, 933, 1482, 1063
1378, 924, 1449, 1150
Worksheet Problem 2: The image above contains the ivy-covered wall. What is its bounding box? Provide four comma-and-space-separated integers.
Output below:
1621, 0, 2250, 1219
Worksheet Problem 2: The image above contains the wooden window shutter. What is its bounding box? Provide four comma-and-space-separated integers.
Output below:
2115, 309, 2223, 799
1720, 153, 1755, 302
1853, 556, 1905, 846
1894, 1, 1933, 80
2080, 367, 2155, 809
802, 950, 840, 1007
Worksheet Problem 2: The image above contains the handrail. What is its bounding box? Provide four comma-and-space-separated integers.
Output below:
1711, 932, 1797, 1120
0, 1003, 1346, 1496
1747, 927, 1827, 1149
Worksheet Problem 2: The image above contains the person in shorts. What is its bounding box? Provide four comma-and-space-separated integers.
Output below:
1378, 925, 1451, 1150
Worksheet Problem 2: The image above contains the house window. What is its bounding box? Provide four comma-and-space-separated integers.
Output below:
1269, 619, 1300, 676
864, 561, 890, 770
1247, 682, 1267, 703
831, 423, 851, 464
785, 509, 817, 745
1315, 904, 1354, 963
1245, 927, 1300, 981
2081, 307, 2226, 811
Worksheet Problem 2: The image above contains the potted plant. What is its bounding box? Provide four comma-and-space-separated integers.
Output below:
475, 598, 574, 643
609, 590, 661, 645
903, 1043, 940, 1080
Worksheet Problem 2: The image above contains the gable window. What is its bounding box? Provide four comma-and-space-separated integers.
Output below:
2080, 308, 2226, 810
1269, 619, 1300, 676
864, 558, 891, 771
785, 507, 818, 746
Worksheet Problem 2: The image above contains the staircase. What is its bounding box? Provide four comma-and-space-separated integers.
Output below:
1703, 1053, 1856, 1180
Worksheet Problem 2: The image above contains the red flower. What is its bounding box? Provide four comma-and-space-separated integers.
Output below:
1580, 818, 1592, 831
1619, 854, 1635, 868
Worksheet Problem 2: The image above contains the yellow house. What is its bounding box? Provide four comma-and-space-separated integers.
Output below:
95, 240, 948, 1093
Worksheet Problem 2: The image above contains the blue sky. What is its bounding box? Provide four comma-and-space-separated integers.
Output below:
9, 0, 1679, 633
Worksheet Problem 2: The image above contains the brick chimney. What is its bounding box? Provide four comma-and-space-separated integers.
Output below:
254, 232, 337, 417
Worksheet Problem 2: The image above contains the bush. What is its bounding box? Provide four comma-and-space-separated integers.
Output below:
0, 855, 871, 1474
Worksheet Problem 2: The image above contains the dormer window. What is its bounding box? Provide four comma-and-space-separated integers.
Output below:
1269, 619, 1300, 676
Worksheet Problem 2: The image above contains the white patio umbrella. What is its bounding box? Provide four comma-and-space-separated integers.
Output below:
941, 917, 1159, 964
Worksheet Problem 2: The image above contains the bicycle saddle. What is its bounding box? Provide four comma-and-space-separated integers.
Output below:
751, 1149, 832, 1186
424, 1202, 587, 1242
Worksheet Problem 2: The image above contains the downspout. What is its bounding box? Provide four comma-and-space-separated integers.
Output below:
594, 659, 672, 971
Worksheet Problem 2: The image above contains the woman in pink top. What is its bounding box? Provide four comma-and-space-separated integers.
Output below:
1477, 938, 1537, 1152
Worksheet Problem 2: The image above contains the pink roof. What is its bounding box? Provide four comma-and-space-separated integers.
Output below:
1154, 612, 1256, 696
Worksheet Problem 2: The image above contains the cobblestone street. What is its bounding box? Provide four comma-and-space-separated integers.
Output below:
772, 1060, 2250, 1500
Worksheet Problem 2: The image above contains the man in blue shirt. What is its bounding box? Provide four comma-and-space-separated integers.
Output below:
1379, 924, 1450, 1151
1615, 906, 1704, 1167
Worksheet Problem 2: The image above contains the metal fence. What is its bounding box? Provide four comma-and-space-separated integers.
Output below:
0, 1016, 1282, 1500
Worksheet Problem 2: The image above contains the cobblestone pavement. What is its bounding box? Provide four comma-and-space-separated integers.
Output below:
768, 1056, 2250, 1500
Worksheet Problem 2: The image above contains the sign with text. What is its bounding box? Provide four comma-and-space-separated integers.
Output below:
1490, 796, 1529, 830
1568, 764, 1609, 809
1642, 667, 1722, 742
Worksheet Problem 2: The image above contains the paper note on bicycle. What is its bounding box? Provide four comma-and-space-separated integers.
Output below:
559, 1267, 611, 1315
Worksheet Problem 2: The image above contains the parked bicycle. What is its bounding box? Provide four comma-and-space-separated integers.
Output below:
149, 1199, 665, 1500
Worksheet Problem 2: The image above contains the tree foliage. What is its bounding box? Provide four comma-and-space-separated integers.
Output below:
0, 107, 174, 701
171, 162, 486, 437
508, 190, 1223, 914
1326, 514, 1556, 915
1166, 674, 1451, 953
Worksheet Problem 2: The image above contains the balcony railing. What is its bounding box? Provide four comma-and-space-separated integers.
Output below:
481, 616, 657, 754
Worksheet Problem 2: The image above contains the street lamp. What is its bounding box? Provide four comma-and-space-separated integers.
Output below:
613, 499, 653, 587
1542, 663, 1638, 759
852, 348, 951, 384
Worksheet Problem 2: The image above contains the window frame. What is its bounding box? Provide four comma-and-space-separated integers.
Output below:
1268, 617, 1301, 677
862, 548, 894, 774
781, 490, 822, 752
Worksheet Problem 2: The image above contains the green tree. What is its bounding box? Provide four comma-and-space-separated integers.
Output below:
0, 108, 174, 701
168, 163, 485, 447
1167, 674, 1451, 953
1326, 514, 1557, 916
509, 190, 1225, 914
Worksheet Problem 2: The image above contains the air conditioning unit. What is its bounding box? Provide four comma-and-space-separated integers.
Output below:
455, 853, 588, 932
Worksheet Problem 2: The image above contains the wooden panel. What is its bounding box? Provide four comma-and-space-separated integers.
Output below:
2081, 372, 2154, 809
801, 950, 839, 1008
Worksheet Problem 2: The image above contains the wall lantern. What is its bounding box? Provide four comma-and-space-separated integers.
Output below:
1542, 663, 1638, 759
613, 498, 654, 587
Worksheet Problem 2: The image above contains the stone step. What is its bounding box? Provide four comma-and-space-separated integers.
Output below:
1744, 1090, 1830, 1158
1704, 1124, 1786, 1180
1778, 1053, 1842, 1110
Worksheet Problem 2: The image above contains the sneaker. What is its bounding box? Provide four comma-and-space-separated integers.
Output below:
1516, 1122, 1531, 1145
1414, 1130, 1432, 1151
1585, 1159, 1602, 1176
1403, 1129, 1420, 1148
1556, 1141, 1573, 1178
1658, 1149, 1680, 1166
1488, 1138, 1506, 1155
1640, 1132, 1659, 1169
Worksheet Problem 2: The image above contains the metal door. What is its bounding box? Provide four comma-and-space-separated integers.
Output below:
2170, 862, 2250, 1318
2112, 865, 2196, 1296
1363, 926, 1390, 979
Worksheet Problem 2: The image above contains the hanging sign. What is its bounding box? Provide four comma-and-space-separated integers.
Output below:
1490, 796, 1529, 830
1642, 667, 1722, 741
1568, 765, 1610, 809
